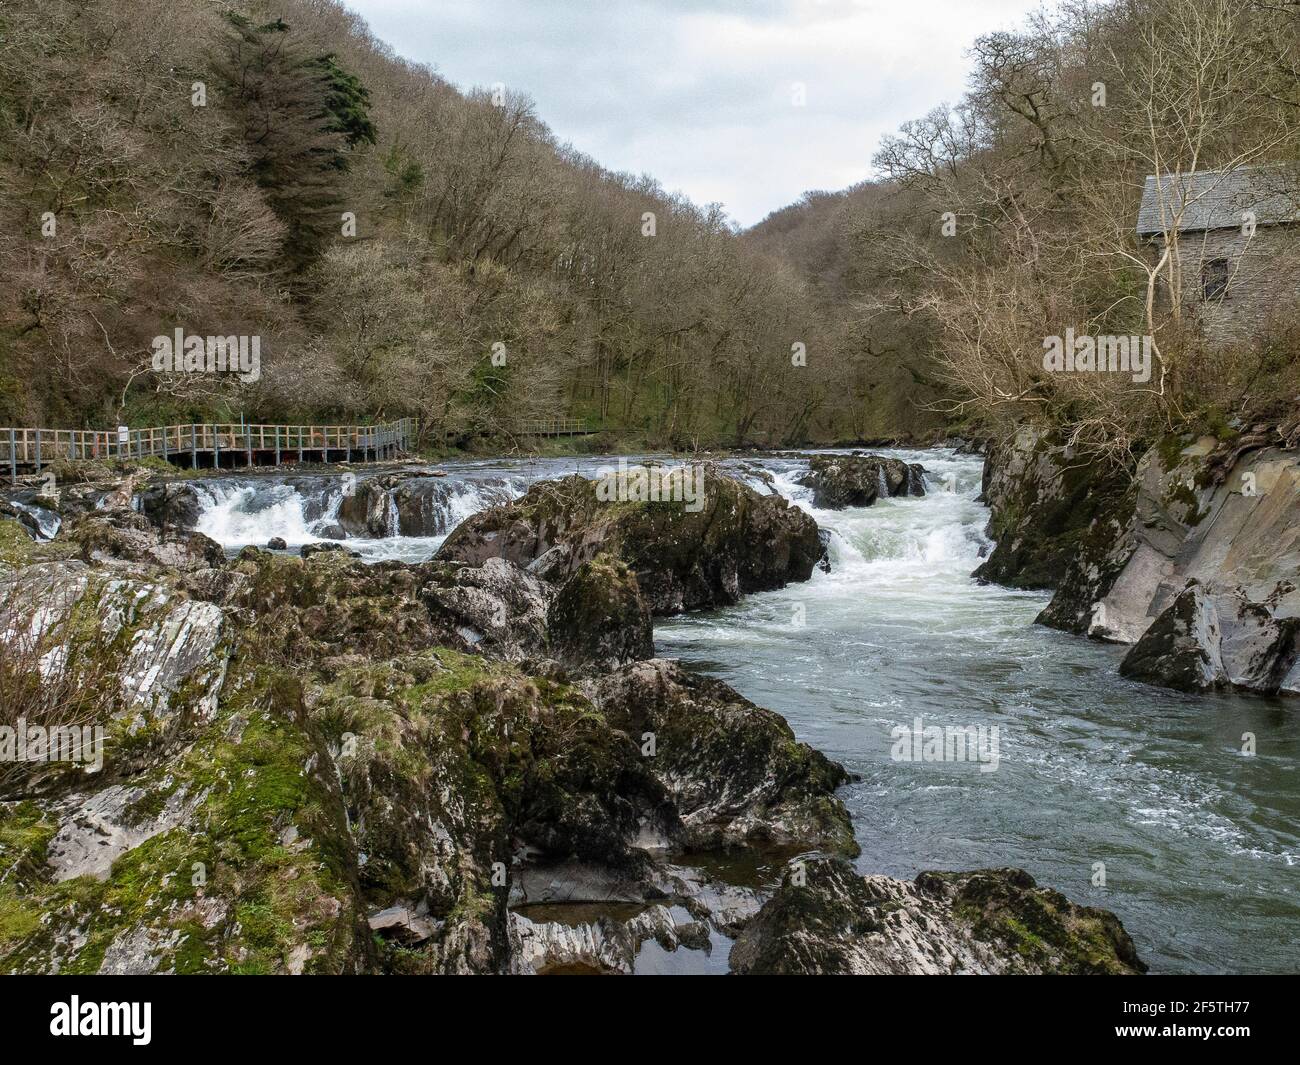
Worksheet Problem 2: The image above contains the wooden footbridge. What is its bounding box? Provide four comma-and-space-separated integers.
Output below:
3, 418, 416, 483
2, 415, 604, 483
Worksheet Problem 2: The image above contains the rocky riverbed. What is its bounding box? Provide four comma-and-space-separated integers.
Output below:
0, 454, 1149, 975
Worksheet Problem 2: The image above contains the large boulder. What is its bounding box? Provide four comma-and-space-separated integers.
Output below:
973, 428, 1300, 698
1119, 580, 1300, 694
231, 547, 652, 674
0, 559, 231, 793
336, 476, 396, 538
138, 482, 206, 531
974, 428, 1136, 603
546, 554, 654, 670
437, 469, 822, 614
68, 510, 225, 571
730, 855, 1147, 975
587, 659, 859, 855
800, 454, 926, 509
1086, 439, 1300, 648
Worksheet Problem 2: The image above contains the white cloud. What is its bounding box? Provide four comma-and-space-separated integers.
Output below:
343, 0, 1043, 226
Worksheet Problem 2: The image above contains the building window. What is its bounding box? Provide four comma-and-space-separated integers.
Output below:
1202, 258, 1230, 301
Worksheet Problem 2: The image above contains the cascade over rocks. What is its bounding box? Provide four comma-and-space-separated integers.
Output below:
437, 468, 822, 614
799, 454, 927, 509
730, 855, 1146, 975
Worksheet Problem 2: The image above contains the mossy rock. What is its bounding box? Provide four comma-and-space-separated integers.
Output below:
438, 470, 822, 614
546, 554, 653, 669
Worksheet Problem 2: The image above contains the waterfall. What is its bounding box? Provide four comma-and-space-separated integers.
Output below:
740, 450, 989, 580
194, 481, 322, 547
188, 473, 523, 553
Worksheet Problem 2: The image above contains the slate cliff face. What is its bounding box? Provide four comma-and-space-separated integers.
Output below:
977, 429, 1300, 696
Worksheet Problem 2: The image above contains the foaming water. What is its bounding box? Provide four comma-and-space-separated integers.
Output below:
658, 448, 1300, 974
195, 482, 322, 546
186, 455, 668, 558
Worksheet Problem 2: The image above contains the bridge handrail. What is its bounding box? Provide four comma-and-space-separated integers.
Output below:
1, 417, 416, 477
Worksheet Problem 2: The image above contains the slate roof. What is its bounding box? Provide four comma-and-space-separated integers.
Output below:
1136, 166, 1300, 236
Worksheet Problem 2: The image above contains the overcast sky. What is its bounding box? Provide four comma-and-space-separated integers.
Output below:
343, 0, 1042, 227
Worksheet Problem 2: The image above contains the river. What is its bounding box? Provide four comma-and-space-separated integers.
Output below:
184, 447, 1300, 974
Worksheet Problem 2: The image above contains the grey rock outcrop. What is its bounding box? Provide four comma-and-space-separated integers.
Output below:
977, 428, 1300, 695
587, 659, 859, 855
730, 855, 1146, 975
438, 469, 822, 615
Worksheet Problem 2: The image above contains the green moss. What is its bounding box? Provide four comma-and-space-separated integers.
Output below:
1165, 478, 1208, 527
1, 661, 360, 975
1156, 433, 1190, 471
0, 801, 58, 873
0, 888, 43, 949
0, 519, 35, 566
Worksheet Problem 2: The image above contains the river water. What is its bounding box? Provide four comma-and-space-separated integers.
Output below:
186, 447, 1299, 974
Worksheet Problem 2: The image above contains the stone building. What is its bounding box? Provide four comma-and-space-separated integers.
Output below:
1136, 166, 1300, 347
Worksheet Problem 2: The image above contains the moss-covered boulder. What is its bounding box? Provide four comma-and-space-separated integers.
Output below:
978, 427, 1300, 684
974, 428, 1137, 618
547, 554, 653, 670
730, 855, 1146, 975
437, 470, 822, 614
1, 663, 367, 974
588, 660, 858, 855
312, 649, 682, 973
0, 535, 855, 974
69, 510, 225, 571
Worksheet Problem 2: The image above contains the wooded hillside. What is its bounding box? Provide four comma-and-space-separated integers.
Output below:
5, 0, 1296, 455
0, 0, 916, 449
